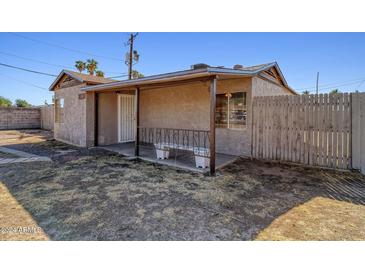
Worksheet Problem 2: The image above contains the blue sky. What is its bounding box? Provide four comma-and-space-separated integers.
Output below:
1, 32, 365, 105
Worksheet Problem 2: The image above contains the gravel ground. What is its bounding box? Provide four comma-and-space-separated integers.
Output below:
1, 130, 365, 240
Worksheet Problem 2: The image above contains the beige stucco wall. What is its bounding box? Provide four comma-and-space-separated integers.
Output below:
140, 81, 210, 130
139, 78, 253, 156
54, 84, 87, 147
97, 92, 118, 146
252, 76, 292, 96
85, 92, 95, 147
216, 78, 253, 156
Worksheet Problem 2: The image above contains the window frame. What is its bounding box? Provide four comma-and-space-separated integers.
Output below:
55, 97, 65, 123
215, 91, 247, 130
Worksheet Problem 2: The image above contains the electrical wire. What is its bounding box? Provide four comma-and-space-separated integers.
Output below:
297, 76, 365, 91
9, 33, 124, 62
304, 79, 365, 93
0, 51, 74, 70
0, 51, 128, 76
0, 72, 50, 92
108, 74, 128, 79
0, 62, 57, 77
0, 61, 129, 80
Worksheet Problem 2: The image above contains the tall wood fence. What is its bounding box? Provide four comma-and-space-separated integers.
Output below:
351, 93, 365, 174
252, 93, 365, 174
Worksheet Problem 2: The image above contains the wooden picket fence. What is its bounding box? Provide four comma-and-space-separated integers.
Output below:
251, 93, 365, 171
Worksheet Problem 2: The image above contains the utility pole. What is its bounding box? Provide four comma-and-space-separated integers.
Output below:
316, 72, 319, 94
126, 33, 139, 80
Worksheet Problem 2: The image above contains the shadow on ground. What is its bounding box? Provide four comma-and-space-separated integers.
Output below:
1, 130, 365, 240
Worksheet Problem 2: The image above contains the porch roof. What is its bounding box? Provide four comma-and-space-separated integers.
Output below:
81, 62, 296, 94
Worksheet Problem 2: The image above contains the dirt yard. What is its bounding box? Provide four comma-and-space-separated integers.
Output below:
1, 130, 365, 240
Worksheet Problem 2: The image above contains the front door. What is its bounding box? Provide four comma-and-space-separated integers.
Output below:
118, 94, 135, 143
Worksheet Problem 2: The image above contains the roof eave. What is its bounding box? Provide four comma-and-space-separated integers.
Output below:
49, 70, 84, 91
81, 69, 260, 92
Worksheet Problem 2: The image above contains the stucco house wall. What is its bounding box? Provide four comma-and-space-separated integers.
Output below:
54, 84, 88, 147
252, 76, 292, 96
97, 92, 119, 146
215, 78, 253, 156
139, 78, 253, 156
140, 81, 210, 130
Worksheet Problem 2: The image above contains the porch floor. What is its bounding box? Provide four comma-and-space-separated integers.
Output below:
99, 142, 238, 173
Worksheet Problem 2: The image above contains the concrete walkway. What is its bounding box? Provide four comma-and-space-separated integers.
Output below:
0, 147, 51, 165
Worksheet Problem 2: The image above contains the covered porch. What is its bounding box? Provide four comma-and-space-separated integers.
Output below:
84, 72, 251, 175
100, 140, 237, 173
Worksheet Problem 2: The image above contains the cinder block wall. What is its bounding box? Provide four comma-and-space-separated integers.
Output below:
0, 107, 41, 130
40, 105, 54, 131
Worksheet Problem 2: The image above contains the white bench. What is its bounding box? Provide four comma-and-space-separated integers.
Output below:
154, 142, 210, 168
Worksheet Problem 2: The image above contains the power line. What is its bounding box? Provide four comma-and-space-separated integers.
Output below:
0, 61, 128, 82
355, 79, 365, 90
304, 79, 365, 93
107, 74, 129, 79
9, 33, 124, 62
297, 76, 365, 91
0, 51, 127, 76
0, 62, 57, 77
0, 51, 74, 70
0, 72, 50, 92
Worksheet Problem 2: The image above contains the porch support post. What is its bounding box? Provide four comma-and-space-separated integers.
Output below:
94, 92, 99, 147
134, 87, 140, 156
209, 76, 217, 175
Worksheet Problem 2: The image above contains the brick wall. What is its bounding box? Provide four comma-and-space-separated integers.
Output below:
0, 107, 41, 130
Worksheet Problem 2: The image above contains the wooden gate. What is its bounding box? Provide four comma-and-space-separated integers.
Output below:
252, 93, 354, 170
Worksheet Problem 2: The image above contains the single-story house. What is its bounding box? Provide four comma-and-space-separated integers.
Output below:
49, 62, 296, 174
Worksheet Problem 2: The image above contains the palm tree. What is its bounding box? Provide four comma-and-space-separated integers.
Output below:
86, 59, 98, 75
302, 90, 310, 95
75, 60, 86, 73
132, 70, 144, 79
95, 70, 105, 77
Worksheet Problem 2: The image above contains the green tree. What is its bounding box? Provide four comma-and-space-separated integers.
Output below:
86, 59, 98, 75
302, 90, 310, 95
75, 60, 86, 73
95, 70, 105, 77
15, 99, 32, 107
132, 70, 144, 79
330, 89, 339, 94
0, 96, 12, 107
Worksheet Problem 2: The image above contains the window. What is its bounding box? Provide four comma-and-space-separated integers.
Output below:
55, 98, 64, 123
216, 92, 246, 129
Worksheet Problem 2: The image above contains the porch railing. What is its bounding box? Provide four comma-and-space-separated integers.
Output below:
138, 127, 210, 157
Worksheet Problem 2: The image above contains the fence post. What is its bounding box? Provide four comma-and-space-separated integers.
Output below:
360, 93, 365, 174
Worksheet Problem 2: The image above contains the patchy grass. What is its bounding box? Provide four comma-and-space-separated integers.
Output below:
256, 197, 365, 240
1, 130, 365, 240
0, 182, 48, 240
0, 129, 52, 145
